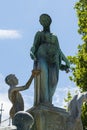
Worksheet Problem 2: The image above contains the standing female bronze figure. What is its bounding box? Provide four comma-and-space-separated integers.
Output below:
30, 14, 70, 105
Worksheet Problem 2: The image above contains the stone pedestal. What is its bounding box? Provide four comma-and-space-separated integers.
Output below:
27, 104, 71, 130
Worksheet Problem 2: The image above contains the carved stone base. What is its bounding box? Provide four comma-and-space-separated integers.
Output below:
27, 104, 71, 130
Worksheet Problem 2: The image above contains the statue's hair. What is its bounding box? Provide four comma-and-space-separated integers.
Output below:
5, 74, 18, 86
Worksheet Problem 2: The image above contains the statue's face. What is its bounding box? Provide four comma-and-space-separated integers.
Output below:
5, 74, 18, 86
39, 14, 52, 27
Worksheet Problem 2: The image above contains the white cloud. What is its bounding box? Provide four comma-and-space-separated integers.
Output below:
0, 74, 11, 126
53, 85, 80, 108
0, 30, 21, 39
0, 93, 11, 118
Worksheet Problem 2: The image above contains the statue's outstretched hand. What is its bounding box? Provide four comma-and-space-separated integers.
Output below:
65, 65, 70, 73
60, 64, 70, 73
65, 67, 70, 73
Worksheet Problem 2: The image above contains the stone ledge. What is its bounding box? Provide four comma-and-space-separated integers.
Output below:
27, 104, 70, 130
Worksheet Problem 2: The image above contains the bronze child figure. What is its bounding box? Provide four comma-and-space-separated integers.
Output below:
5, 71, 40, 119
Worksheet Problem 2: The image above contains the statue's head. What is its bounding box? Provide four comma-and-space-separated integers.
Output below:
39, 14, 52, 27
13, 111, 34, 130
5, 74, 18, 86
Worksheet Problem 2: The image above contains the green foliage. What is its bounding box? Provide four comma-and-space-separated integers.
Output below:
68, 0, 87, 91
75, 0, 87, 42
81, 102, 87, 130
68, 0, 87, 129
64, 90, 72, 102
64, 91, 72, 109
64, 90, 79, 109
68, 43, 87, 91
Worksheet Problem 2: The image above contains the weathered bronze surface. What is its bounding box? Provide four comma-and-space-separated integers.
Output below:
30, 14, 70, 105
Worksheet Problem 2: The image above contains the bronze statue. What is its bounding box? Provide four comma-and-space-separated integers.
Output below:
13, 111, 34, 130
5, 70, 40, 119
30, 14, 70, 105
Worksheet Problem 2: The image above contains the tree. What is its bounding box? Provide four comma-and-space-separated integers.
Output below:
68, 0, 87, 91
68, 0, 87, 129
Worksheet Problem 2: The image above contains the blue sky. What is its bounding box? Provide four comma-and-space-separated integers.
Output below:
0, 0, 81, 125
